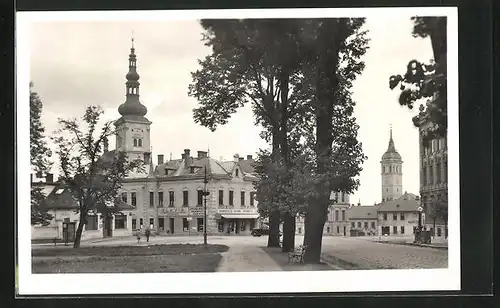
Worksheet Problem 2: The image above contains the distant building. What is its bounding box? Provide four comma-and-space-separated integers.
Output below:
377, 192, 421, 236
380, 127, 403, 202
418, 115, 448, 238
348, 204, 378, 236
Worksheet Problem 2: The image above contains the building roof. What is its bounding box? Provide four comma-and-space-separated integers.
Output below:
381, 128, 402, 161
377, 192, 420, 212
348, 205, 378, 220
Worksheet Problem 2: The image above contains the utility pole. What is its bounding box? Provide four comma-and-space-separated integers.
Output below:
203, 165, 209, 246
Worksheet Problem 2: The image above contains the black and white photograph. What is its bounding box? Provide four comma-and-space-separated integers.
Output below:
17, 7, 459, 294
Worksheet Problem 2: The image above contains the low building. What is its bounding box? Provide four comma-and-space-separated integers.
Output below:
324, 191, 351, 236
347, 204, 378, 236
376, 192, 421, 237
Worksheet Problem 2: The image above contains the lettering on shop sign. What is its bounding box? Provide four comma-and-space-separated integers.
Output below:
407, 220, 418, 224
159, 208, 188, 216
189, 208, 204, 216
218, 209, 257, 214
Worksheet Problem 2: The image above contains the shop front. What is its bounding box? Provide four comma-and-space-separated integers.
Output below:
153, 207, 205, 235
215, 208, 259, 236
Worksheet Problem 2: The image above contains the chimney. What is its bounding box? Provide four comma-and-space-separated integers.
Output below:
247, 155, 253, 160
233, 154, 239, 162
157, 154, 164, 165
46, 173, 54, 183
184, 149, 191, 168
197, 151, 208, 159
239, 157, 244, 162
103, 137, 109, 152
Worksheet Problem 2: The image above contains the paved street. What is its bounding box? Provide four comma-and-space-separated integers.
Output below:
33, 234, 448, 270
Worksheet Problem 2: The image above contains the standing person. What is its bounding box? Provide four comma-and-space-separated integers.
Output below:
136, 228, 141, 244
145, 226, 151, 243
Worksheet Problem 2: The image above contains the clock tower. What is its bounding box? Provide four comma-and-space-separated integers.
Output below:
114, 37, 152, 163
380, 126, 403, 202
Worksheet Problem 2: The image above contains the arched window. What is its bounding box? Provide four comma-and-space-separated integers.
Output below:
138, 139, 142, 147
133, 138, 138, 147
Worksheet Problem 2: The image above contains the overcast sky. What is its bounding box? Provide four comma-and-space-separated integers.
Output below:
29, 16, 433, 205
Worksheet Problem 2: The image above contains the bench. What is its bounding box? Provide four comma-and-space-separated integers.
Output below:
288, 245, 307, 264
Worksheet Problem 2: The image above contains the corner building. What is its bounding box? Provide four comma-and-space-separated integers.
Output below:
113, 41, 260, 236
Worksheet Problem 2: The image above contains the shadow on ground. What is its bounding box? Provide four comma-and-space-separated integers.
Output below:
261, 247, 335, 271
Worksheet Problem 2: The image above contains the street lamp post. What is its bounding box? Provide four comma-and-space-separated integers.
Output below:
203, 166, 209, 246
417, 205, 423, 244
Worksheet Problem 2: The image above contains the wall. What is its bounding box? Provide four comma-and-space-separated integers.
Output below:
348, 219, 378, 235
377, 211, 419, 236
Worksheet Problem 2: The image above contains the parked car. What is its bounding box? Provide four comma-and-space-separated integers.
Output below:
251, 228, 283, 237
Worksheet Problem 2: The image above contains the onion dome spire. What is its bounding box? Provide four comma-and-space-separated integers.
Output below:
118, 36, 148, 118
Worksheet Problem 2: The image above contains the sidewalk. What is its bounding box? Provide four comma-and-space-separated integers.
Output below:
216, 245, 282, 272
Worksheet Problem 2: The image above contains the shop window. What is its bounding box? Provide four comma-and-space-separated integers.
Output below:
400, 226, 405, 234
183, 218, 189, 231
351, 222, 355, 228
139, 218, 143, 228
357, 222, 361, 228
159, 218, 164, 231
437, 227, 442, 237
197, 218, 204, 232
131, 192, 137, 206
86, 215, 98, 230
132, 219, 137, 230
393, 226, 398, 234
218, 221, 224, 232
430, 227, 435, 236
240, 221, 246, 232
149, 218, 154, 228
115, 215, 126, 229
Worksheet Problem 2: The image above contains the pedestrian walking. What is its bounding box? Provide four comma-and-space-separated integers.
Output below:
136, 228, 141, 244
145, 227, 151, 242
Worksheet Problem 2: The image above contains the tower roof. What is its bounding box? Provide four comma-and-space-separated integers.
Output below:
381, 126, 402, 160
118, 36, 148, 119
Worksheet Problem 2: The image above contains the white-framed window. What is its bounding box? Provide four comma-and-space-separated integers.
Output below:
115, 214, 127, 229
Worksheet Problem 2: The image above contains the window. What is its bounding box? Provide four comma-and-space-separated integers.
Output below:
437, 227, 442, 237
133, 138, 138, 147
383, 213, 387, 220
229, 191, 234, 206
422, 168, 427, 186
183, 218, 189, 231
86, 215, 98, 230
183, 190, 189, 207
364, 222, 368, 229
190, 167, 195, 174
400, 226, 405, 234
371, 221, 375, 229
357, 222, 361, 228
444, 161, 448, 182
169, 191, 174, 207
131, 192, 137, 206
250, 192, 255, 206
342, 210, 346, 221
170, 218, 175, 233
138, 139, 142, 147
149, 192, 154, 207
158, 192, 163, 207
429, 166, 434, 185
132, 219, 137, 230
413, 226, 416, 234
335, 210, 339, 221
351, 222, 355, 228
159, 218, 164, 231
341, 193, 345, 202
241, 191, 245, 206
197, 218, 204, 232
298, 227, 302, 234
326, 227, 330, 233
436, 163, 441, 183
121, 192, 127, 203
218, 221, 224, 232
218, 190, 224, 206
393, 213, 397, 220
197, 190, 203, 206
235, 169, 239, 177
149, 218, 154, 228
240, 221, 246, 232
115, 215, 126, 229
336, 226, 340, 234
335, 192, 339, 202
139, 218, 143, 227
400, 213, 405, 220
393, 226, 398, 234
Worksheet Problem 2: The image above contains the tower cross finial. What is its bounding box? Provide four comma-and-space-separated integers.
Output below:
131, 31, 135, 48
390, 124, 393, 140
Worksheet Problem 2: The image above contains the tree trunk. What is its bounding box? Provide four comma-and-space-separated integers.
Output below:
282, 212, 296, 252
303, 198, 328, 263
267, 209, 281, 247
73, 212, 86, 248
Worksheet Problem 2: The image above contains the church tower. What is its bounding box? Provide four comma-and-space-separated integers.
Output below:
380, 126, 403, 202
114, 37, 152, 163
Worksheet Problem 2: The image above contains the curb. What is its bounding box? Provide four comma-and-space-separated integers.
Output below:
372, 240, 448, 250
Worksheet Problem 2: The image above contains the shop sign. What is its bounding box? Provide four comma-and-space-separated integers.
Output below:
217, 208, 257, 214
159, 207, 189, 216
189, 207, 204, 216
408, 220, 418, 224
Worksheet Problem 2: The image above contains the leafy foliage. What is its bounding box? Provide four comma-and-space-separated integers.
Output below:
51, 105, 144, 247
388, 17, 447, 143
30, 82, 53, 225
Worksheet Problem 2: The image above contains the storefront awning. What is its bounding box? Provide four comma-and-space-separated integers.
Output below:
221, 214, 259, 219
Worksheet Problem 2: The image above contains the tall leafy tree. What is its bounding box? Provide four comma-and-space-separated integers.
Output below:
189, 19, 311, 249
51, 106, 143, 247
30, 82, 53, 225
388, 17, 447, 143
298, 18, 368, 263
